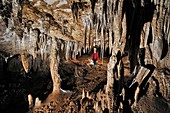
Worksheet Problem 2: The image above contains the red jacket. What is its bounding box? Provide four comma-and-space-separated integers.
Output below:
93, 52, 98, 60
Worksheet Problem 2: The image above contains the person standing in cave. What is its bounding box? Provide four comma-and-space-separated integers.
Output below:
92, 47, 99, 70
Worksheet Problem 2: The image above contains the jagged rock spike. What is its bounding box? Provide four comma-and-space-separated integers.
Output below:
82, 88, 85, 99
28, 94, 33, 109
35, 97, 41, 108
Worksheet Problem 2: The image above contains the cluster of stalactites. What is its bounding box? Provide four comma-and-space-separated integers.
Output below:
83, 0, 127, 56
19, 25, 83, 72
1, 0, 84, 74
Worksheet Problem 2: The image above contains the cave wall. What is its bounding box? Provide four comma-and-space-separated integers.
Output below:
0, 0, 170, 112
104, 0, 170, 111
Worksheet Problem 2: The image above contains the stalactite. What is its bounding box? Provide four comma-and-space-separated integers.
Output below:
113, 13, 120, 47
107, 0, 112, 23
39, 33, 44, 60
95, 18, 99, 46
88, 29, 91, 53
39, 18, 45, 32
78, 41, 82, 56
43, 34, 47, 61
0, 0, 169, 112
120, 13, 127, 53
73, 41, 78, 59
2, 0, 5, 6
8, 18, 14, 29
12, 32, 16, 55
90, 0, 97, 13
12, 0, 19, 17
21, 36, 25, 51
61, 17, 64, 34
70, 41, 73, 59
29, 28, 36, 59
101, 24, 104, 64
71, 1, 79, 22
61, 43, 64, 51
103, 0, 107, 24
65, 41, 70, 60
108, 29, 112, 54
84, 23, 87, 53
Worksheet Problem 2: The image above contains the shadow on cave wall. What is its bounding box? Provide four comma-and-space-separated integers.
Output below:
0, 51, 79, 113
0, 53, 53, 113
123, 0, 155, 73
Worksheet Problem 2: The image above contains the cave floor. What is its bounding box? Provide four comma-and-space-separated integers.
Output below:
32, 55, 169, 113
33, 55, 110, 112
1, 54, 169, 113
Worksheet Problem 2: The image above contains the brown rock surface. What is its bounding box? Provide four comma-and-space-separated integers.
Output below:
0, 0, 170, 113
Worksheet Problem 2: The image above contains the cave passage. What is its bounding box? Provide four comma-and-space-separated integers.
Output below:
0, 52, 110, 113
0, 0, 170, 113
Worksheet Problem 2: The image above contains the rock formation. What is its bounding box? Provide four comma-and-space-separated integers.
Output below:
0, 0, 169, 112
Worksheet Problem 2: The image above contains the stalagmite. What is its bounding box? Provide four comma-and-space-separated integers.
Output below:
97, 104, 103, 113
122, 88, 125, 101
74, 65, 78, 77
106, 49, 120, 112
97, 90, 101, 101
106, 49, 117, 94
0, 0, 169, 112
21, 52, 29, 73
28, 94, 33, 109
116, 59, 124, 96
133, 86, 140, 107
86, 91, 90, 98
50, 38, 61, 93
118, 102, 123, 113
82, 88, 85, 99
101, 96, 105, 110
34, 97, 41, 108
